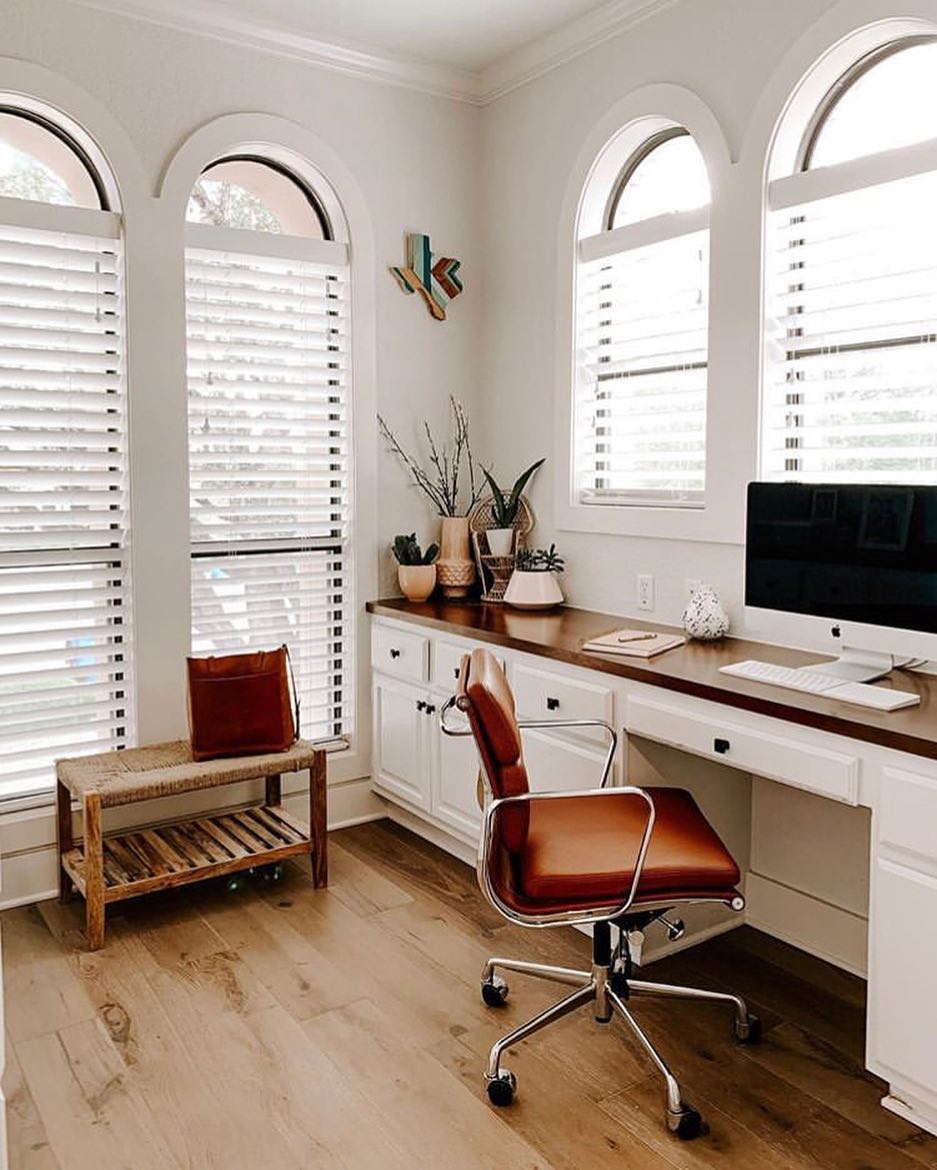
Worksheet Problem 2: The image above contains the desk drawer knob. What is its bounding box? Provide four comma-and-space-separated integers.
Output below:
714, 737, 730, 755
389, 648, 401, 659
546, 697, 560, 711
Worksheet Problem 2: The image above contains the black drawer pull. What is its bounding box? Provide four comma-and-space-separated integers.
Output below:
546, 697, 560, 711
454, 667, 460, 679
389, 648, 401, 659
425, 704, 436, 716
416, 700, 426, 712
714, 737, 730, 755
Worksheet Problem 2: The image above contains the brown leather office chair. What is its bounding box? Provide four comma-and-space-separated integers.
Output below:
440, 648, 759, 1140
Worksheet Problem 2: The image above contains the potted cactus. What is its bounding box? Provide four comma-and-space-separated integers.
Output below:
504, 544, 566, 610
392, 534, 439, 602
482, 458, 545, 556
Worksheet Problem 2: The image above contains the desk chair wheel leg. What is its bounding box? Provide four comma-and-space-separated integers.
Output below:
735, 1012, 762, 1044
485, 1069, 516, 1106
667, 1104, 703, 1141
481, 976, 509, 1007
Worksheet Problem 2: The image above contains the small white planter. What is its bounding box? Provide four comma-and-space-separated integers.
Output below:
504, 570, 564, 610
486, 527, 514, 556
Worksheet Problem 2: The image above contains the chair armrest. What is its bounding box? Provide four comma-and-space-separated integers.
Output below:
517, 718, 618, 787
479, 786, 656, 927
439, 694, 474, 737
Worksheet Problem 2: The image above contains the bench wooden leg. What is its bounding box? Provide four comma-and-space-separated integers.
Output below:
265, 773, 282, 806
83, 792, 105, 951
310, 752, 327, 888
57, 779, 75, 903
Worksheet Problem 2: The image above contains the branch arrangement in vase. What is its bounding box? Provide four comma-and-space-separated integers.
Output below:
378, 395, 483, 517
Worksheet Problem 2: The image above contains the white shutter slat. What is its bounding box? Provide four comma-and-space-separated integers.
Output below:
765, 168, 937, 483
575, 227, 709, 503
187, 242, 351, 743
0, 219, 130, 801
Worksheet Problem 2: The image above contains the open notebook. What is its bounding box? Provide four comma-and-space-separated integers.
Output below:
581, 628, 685, 659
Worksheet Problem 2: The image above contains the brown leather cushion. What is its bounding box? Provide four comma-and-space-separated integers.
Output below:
500, 787, 740, 914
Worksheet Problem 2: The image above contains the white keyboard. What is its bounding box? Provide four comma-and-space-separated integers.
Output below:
719, 660, 920, 711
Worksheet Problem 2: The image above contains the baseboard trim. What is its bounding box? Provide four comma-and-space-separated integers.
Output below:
745, 871, 868, 978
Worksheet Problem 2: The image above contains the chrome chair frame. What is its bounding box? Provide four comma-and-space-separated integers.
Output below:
439, 691, 755, 1138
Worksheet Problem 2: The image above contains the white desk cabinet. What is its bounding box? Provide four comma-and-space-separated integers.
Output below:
368, 603, 937, 1138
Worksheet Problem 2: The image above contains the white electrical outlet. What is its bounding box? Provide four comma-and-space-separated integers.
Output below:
637, 573, 654, 611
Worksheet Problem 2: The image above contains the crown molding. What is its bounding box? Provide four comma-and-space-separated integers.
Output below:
479, 0, 679, 103
62, 0, 678, 106
65, 0, 482, 102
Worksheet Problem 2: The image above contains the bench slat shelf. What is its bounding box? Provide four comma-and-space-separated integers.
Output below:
61, 804, 312, 904
56, 738, 327, 949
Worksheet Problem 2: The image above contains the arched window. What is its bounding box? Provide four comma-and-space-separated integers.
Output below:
575, 126, 711, 506
0, 109, 129, 799
185, 153, 351, 742
764, 37, 937, 483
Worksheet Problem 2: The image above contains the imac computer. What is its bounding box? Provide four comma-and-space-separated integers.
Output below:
745, 482, 937, 682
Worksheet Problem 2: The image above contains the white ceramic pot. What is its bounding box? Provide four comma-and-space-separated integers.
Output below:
398, 563, 436, 603
486, 527, 514, 556
504, 570, 564, 610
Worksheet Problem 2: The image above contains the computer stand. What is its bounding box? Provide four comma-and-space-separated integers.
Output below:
802, 648, 901, 683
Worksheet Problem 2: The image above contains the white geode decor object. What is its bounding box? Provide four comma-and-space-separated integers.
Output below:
682, 584, 730, 641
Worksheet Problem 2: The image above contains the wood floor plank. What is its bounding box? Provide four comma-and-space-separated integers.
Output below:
4, 817, 935, 1170
433, 1028, 675, 1170
3, 907, 97, 1044
304, 997, 557, 1170
2, 1034, 61, 1170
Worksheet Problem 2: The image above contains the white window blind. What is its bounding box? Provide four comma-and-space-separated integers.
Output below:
186, 237, 351, 742
766, 169, 937, 483
0, 215, 130, 801
575, 227, 709, 505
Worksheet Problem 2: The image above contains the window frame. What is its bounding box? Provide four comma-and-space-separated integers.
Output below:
0, 112, 131, 806
573, 125, 711, 511
184, 157, 354, 749
763, 36, 937, 487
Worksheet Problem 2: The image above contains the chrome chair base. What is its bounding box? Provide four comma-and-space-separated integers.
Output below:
480, 951, 760, 1139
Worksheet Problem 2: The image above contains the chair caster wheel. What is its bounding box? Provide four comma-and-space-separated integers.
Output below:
481, 976, 509, 1007
486, 1069, 516, 1106
735, 1013, 762, 1044
667, 1104, 703, 1140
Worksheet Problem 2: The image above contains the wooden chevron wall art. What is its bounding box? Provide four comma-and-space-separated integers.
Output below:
390, 232, 463, 321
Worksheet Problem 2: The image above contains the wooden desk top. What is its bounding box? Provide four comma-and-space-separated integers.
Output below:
367, 597, 937, 762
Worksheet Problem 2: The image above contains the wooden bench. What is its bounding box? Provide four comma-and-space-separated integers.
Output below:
56, 739, 327, 950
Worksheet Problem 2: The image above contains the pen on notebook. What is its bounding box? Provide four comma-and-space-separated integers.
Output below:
617, 633, 656, 643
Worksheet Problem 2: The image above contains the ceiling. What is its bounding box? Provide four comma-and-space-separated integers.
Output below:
197, 0, 621, 72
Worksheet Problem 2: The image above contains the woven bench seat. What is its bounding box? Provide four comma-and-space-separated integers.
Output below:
56, 738, 322, 808
56, 738, 327, 950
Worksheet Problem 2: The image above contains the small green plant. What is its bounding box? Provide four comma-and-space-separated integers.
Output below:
515, 544, 565, 573
392, 534, 439, 566
482, 458, 545, 528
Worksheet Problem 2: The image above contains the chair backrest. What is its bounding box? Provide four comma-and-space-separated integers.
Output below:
456, 648, 530, 800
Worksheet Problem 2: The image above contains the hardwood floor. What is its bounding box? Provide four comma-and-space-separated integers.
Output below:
4, 817, 937, 1170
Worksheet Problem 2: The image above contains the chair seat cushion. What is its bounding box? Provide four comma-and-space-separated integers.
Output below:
513, 787, 740, 913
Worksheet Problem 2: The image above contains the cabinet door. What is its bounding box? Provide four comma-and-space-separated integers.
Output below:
434, 712, 483, 839
868, 858, 937, 1096
522, 729, 613, 793
373, 675, 431, 811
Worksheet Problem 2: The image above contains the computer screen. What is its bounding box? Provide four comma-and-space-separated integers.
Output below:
746, 482, 937, 636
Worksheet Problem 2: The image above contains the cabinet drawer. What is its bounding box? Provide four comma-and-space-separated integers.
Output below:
432, 640, 504, 690
878, 767, 937, 864
513, 664, 613, 745
627, 696, 859, 805
371, 625, 428, 683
